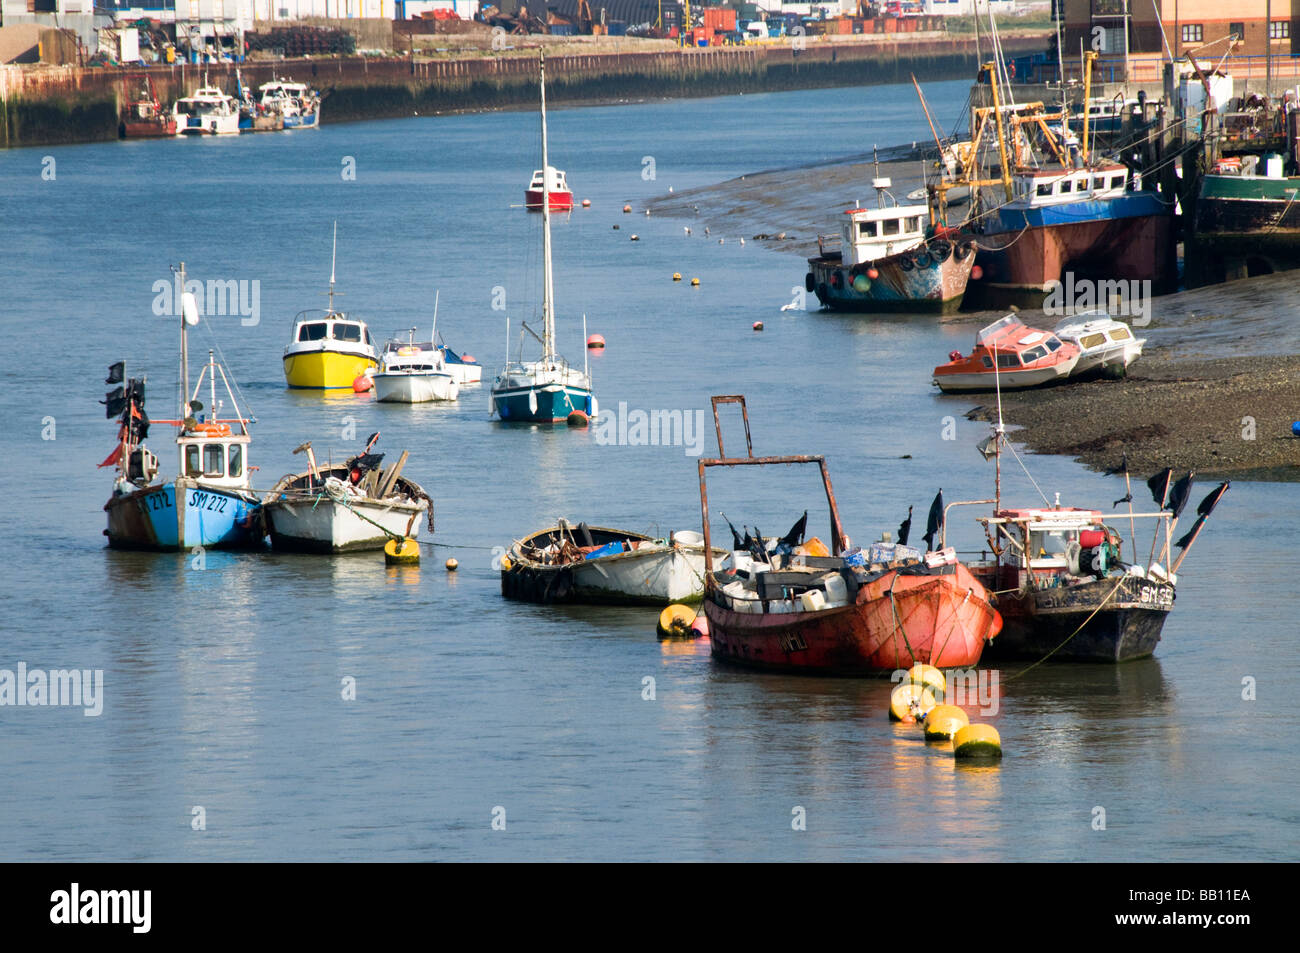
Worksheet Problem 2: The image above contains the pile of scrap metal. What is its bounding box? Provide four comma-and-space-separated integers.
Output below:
480, 4, 552, 34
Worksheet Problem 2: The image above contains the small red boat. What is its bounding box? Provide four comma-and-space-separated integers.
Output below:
698, 396, 1001, 674
525, 165, 573, 211
933, 314, 1080, 393
119, 73, 177, 139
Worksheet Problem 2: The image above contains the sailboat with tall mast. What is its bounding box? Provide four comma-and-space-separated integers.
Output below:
490, 54, 596, 424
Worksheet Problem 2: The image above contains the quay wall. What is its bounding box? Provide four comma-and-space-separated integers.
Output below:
1, 34, 1046, 149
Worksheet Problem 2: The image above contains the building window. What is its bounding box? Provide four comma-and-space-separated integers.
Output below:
1182, 24, 1204, 44
1230, 22, 1244, 42
1270, 21, 1289, 40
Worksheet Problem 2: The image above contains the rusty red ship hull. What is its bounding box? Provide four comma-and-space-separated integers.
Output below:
704, 562, 1002, 674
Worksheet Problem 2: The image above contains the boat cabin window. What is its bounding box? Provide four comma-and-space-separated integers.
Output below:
997, 353, 1020, 368
1037, 182, 1053, 196
1030, 529, 1072, 558
1080, 332, 1107, 349
1060, 179, 1073, 193
229, 443, 243, 478
1046, 336, 1063, 352
334, 323, 362, 343
185, 444, 201, 476
858, 221, 878, 238
363, 328, 373, 345
299, 322, 328, 342
906, 216, 922, 233
1110, 326, 1132, 341
203, 444, 225, 477
1110, 175, 1125, 189
1021, 346, 1047, 363
881, 218, 900, 236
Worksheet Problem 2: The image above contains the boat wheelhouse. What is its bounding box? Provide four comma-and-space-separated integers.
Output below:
933, 314, 1080, 392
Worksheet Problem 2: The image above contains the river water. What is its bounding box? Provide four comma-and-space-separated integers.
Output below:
0, 81, 1295, 861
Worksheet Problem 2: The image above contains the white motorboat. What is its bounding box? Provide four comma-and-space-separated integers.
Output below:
173, 86, 241, 136
1054, 310, 1145, 379
372, 331, 459, 403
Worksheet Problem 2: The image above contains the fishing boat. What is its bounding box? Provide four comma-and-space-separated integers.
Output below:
236, 70, 284, 132
933, 314, 1079, 393
119, 73, 176, 138
102, 265, 263, 551
490, 54, 597, 423
807, 140, 976, 314
524, 166, 573, 211
945, 398, 1228, 662
698, 396, 1001, 674
501, 523, 724, 605
372, 331, 460, 403
961, 56, 1176, 308
282, 223, 379, 389
1189, 155, 1300, 284
258, 79, 322, 129
262, 436, 433, 554
173, 86, 241, 136
1054, 310, 1144, 379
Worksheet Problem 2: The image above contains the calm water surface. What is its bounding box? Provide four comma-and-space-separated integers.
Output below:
1, 81, 1296, 861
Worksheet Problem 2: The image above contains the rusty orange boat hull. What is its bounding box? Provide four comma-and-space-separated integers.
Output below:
705, 563, 1002, 674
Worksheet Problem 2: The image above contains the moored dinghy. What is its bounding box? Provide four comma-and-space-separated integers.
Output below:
501, 521, 724, 605
262, 434, 434, 553
933, 314, 1080, 392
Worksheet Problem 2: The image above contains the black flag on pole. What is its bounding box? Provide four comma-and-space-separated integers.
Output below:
105, 361, 124, 384
1168, 472, 1196, 519
897, 505, 913, 546
1175, 482, 1230, 549
1146, 468, 1173, 508
1103, 452, 1129, 477
922, 490, 944, 552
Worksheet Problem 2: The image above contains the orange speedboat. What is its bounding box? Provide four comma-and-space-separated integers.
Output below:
933, 314, 1080, 393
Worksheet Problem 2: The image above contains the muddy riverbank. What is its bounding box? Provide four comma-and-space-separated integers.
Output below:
649, 159, 1300, 481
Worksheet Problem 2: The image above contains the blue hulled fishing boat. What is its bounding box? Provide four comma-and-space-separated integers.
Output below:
490, 53, 596, 424
101, 263, 263, 551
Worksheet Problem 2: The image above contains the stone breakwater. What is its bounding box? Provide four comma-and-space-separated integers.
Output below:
2, 33, 1046, 148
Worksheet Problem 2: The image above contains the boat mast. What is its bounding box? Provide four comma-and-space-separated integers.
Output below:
539, 53, 556, 364
327, 220, 339, 315
179, 261, 190, 420
985, 61, 1015, 203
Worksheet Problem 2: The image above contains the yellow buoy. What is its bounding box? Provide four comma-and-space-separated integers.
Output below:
690, 278, 700, 286
657, 603, 696, 639
889, 682, 937, 723
445, 558, 459, 571
953, 723, 1003, 760
907, 663, 946, 701
672, 273, 682, 281
923, 704, 969, 741
384, 537, 420, 565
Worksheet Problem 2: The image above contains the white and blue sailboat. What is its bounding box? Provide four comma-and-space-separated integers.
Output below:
102, 263, 263, 551
490, 54, 596, 425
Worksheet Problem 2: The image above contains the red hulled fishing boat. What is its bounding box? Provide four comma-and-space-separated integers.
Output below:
698, 396, 1001, 674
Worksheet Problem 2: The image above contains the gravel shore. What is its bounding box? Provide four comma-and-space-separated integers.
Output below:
650, 159, 1300, 481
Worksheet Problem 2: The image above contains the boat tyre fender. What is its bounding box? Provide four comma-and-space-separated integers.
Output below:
930, 240, 953, 263
900, 256, 914, 272
804, 273, 816, 293
913, 250, 932, 269
956, 241, 976, 262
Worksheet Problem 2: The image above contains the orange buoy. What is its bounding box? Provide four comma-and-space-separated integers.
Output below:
587, 334, 605, 349
970, 265, 984, 281
445, 558, 459, 571
462, 354, 475, 363
566, 410, 590, 427
581, 199, 591, 207
623, 204, 632, 213
690, 615, 709, 638
752, 321, 763, 331
867, 267, 879, 280
353, 374, 373, 393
